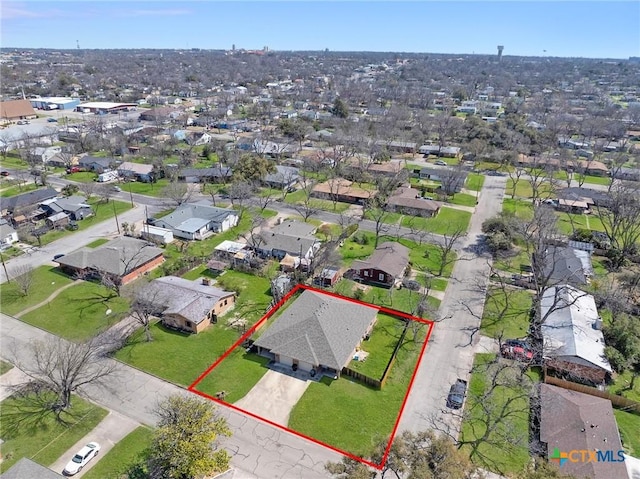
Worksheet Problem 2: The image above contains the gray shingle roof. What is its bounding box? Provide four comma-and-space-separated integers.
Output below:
157, 203, 236, 233
271, 219, 316, 238
350, 241, 410, 279
144, 276, 234, 324
52, 195, 91, 213
541, 246, 592, 286
0, 458, 62, 479
1, 187, 58, 212
258, 232, 318, 256
55, 237, 163, 276
255, 290, 378, 370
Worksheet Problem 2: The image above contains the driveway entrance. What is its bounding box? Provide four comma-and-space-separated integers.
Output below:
234, 370, 310, 426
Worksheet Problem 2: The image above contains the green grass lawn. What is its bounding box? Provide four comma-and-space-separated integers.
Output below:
82, 426, 153, 479
465, 173, 485, 192
122, 178, 170, 197
494, 249, 531, 274
614, 409, 640, 457
116, 322, 241, 387
460, 353, 534, 475
447, 193, 477, 207
480, 288, 533, 339
0, 246, 23, 260
0, 156, 29, 170
288, 319, 428, 457
36, 199, 133, 246
283, 190, 351, 213
505, 179, 554, 199
502, 198, 534, 220
193, 351, 270, 404
400, 207, 472, 234
556, 212, 606, 236
0, 394, 108, 473
85, 238, 110, 248
0, 360, 14, 375
609, 370, 640, 403
19, 281, 130, 342
66, 171, 97, 183
0, 266, 74, 316
215, 271, 273, 326
580, 175, 612, 186
0, 183, 39, 198
347, 313, 406, 380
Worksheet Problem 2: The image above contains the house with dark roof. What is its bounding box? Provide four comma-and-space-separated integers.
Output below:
78, 156, 115, 173
538, 245, 593, 287
541, 285, 612, 385
254, 289, 379, 377
54, 237, 164, 285
540, 384, 629, 479
418, 167, 467, 194
347, 241, 410, 288
152, 202, 238, 240
1, 187, 58, 217
141, 276, 235, 334
249, 219, 320, 268
117, 161, 154, 182
0, 458, 62, 479
177, 165, 232, 183
40, 195, 93, 221
387, 185, 441, 217
418, 145, 461, 157
263, 165, 300, 190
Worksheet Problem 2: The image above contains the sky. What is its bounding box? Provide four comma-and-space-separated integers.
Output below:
1, 1, 639, 59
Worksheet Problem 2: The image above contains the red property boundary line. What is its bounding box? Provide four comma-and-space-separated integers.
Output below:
188, 283, 435, 471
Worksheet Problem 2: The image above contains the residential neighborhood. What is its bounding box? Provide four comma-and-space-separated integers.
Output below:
1, 17, 640, 479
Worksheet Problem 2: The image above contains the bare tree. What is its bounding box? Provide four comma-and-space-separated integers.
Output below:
432, 227, 465, 277
12, 336, 116, 418
162, 180, 192, 208
252, 184, 277, 213
293, 178, 318, 222
12, 265, 34, 296
128, 285, 166, 342
78, 181, 97, 201
227, 181, 254, 218
364, 195, 390, 248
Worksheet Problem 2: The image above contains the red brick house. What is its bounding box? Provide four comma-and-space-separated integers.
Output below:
347, 242, 410, 288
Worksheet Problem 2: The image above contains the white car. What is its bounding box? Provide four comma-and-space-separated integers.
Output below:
63, 442, 100, 475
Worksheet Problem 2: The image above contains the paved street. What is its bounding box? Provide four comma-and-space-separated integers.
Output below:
398, 175, 507, 437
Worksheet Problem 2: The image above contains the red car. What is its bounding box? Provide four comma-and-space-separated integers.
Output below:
0, 171, 9, 177
500, 343, 534, 361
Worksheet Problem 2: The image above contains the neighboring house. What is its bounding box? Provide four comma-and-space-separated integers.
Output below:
556, 198, 590, 214
1, 187, 58, 217
141, 276, 235, 334
54, 237, 164, 285
387, 185, 441, 217
611, 167, 640, 182
0, 99, 37, 123
253, 220, 320, 263
0, 458, 63, 479
152, 202, 239, 240
254, 289, 379, 377
418, 167, 467, 194
366, 159, 406, 178
41, 196, 93, 221
347, 242, 410, 288
538, 245, 593, 287
541, 285, 612, 385
191, 131, 212, 146
540, 384, 629, 479
312, 178, 377, 204
252, 139, 298, 158
374, 140, 416, 154
314, 266, 341, 287
0, 223, 19, 247
212, 239, 251, 267
263, 165, 300, 191
418, 145, 461, 157
117, 161, 154, 182
28, 146, 62, 165
557, 187, 612, 208
78, 156, 115, 173
177, 165, 232, 183
45, 211, 70, 228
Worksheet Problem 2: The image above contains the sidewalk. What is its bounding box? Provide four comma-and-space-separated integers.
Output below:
0, 366, 29, 401
49, 410, 140, 477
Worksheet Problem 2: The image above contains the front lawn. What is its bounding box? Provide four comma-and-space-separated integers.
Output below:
288, 318, 428, 457
556, 212, 606, 236
0, 394, 108, 473
0, 360, 13, 375
284, 190, 351, 213
66, 171, 97, 183
0, 266, 74, 316
480, 288, 533, 340
0, 156, 29, 170
86, 238, 110, 248
460, 353, 534, 475
502, 198, 534, 220
465, 173, 485, 192
0, 246, 23, 260
400, 207, 472, 234
493, 249, 531, 274
609, 370, 640, 403
447, 193, 477, 207
580, 175, 611, 186
193, 351, 270, 404
614, 409, 640, 457
116, 322, 241, 387
19, 281, 130, 342
122, 178, 170, 197
82, 426, 153, 479
0, 183, 40, 198
215, 271, 273, 326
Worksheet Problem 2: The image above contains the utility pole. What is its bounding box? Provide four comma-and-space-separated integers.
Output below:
0, 250, 10, 282
113, 201, 121, 234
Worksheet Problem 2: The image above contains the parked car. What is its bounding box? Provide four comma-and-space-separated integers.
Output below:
435, 160, 447, 166
446, 378, 468, 409
63, 442, 100, 475
17, 120, 30, 125
67, 166, 83, 174
53, 254, 65, 261
0, 171, 9, 177
47, 117, 58, 123
112, 185, 122, 192
500, 339, 534, 362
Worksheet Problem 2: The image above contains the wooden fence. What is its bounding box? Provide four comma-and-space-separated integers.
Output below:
544, 374, 640, 414
341, 367, 382, 390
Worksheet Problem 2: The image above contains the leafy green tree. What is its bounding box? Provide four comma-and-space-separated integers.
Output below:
510, 458, 577, 479
332, 97, 349, 118
148, 395, 232, 479
232, 154, 276, 182
603, 313, 640, 389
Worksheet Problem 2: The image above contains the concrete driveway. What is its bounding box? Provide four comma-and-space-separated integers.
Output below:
50, 410, 139, 477
234, 370, 310, 426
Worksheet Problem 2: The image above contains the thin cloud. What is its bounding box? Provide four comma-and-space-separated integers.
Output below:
1, 2, 60, 19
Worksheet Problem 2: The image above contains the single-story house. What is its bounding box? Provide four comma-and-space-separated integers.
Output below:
1, 187, 58, 216
177, 165, 232, 183
252, 139, 299, 158
556, 198, 590, 214
40, 195, 93, 221
263, 165, 300, 190
78, 156, 115, 173
152, 202, 238, 240
0, 223, 19, 247
347, 241, 410, 288
611, 167, 640, 182
418, 145, 461, 157
540, 384, 629, 479
253, 222, 320, 262
557, 187, 611, 208
140, 225, 174, 244
538, 245, 593, 287
45, 211, 70, 228
117, 161, 154, 182
140, 276, 235, 334
541, 285, 612, 385
0, 457, 63, 479
312, 178, 377, 204
28, 146, 62, 165
0, 99, 37, 123
254, 289, 379, 377
387, 185, 441, 217
374, 140, 417, 154
54, 237, 164, 285
212, 239, 250, 266
418, 167, 467, 194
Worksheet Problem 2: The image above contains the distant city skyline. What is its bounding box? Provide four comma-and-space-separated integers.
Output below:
1, 1, 639, 59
